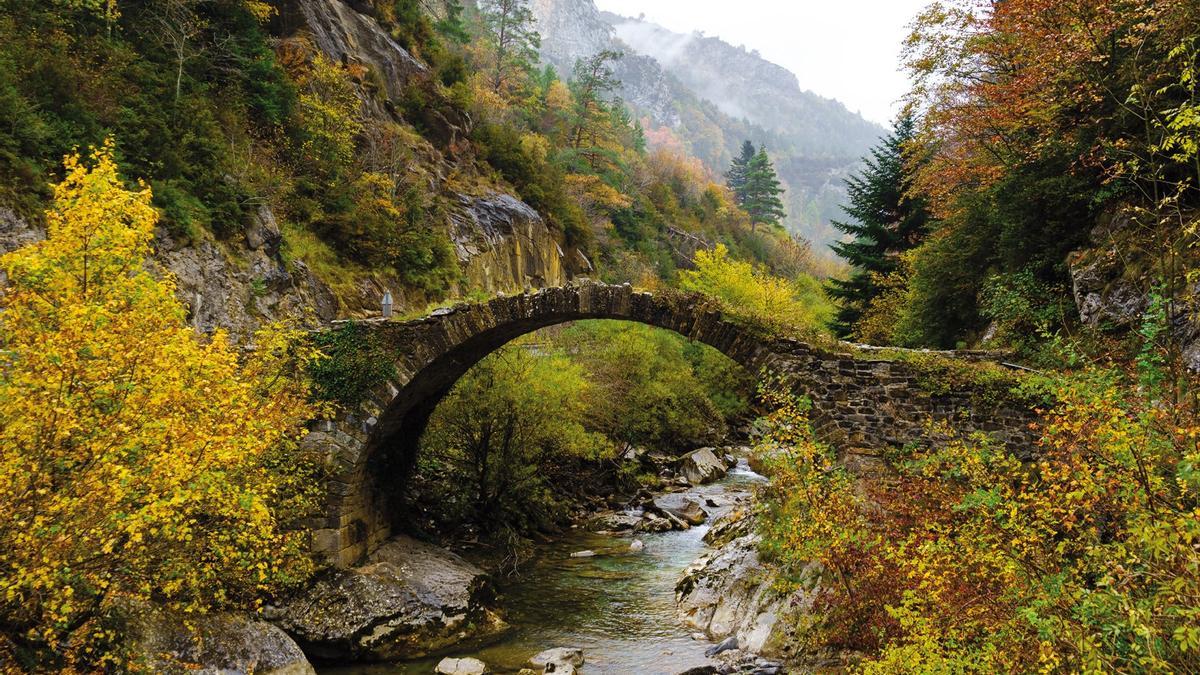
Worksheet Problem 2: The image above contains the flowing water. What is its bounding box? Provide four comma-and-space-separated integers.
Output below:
322, 460, 766, 675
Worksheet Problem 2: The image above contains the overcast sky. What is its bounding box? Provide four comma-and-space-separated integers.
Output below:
592, 0, 931, 126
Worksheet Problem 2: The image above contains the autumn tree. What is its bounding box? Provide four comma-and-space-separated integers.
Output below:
826, 115, 928, 339
420, 347, 610, 531
0, 144, 320, 670
478, 0, 541, 96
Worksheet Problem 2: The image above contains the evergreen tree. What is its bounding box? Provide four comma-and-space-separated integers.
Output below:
431, 0, 469, 44
725, 140, 756, 204
826, 115, 929, 339
479, 0, 541, 95
741, 147, 786, 231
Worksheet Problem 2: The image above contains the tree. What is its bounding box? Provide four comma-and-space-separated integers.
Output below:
0, 144, 319, 669
478, 0, 541, 96
679, 244, 833, 333
725, 140, 756, 202
738, 147, 786, 231
567, 49, 624, 171
826, 115, 929, 339
421, 348, 610, 530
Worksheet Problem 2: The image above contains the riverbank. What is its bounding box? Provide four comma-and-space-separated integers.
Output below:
318, 456, 771, 675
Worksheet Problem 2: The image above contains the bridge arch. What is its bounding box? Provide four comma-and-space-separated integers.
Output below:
305, 283, 785, 564
303, 282, 1042, 566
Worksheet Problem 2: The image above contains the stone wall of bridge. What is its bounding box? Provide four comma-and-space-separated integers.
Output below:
300, 282, 1041, 566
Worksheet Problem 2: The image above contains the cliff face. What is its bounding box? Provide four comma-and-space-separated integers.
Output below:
530, 0, 886, 247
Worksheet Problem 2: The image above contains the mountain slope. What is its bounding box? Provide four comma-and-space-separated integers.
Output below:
530, 0, 885, 248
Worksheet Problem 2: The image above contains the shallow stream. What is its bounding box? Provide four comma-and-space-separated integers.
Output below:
322, 460, 766, 675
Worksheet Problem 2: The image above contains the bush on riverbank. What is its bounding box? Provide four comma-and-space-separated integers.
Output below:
755, 341, 1200, 670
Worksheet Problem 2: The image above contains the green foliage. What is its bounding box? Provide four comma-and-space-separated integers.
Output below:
555, 321, 746, 452
732, 146, 786, 231
680, 244, 833, 335
477, 0, 540, 96
826, 115, 929, 339
308, 323, 397, 411
420, 347, 612, 532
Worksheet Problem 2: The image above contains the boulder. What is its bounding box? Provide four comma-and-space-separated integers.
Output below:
653, 494, 708, 526
126, 606, 314, 675
679, 447, 728, 485
676, 526, 817, 661
269, 535, 505, 661
629, 539, 645, 552
436, 657, 488, 674
530, 647, 584, 673
637, 512, 675, 533
586, 511, 642, 532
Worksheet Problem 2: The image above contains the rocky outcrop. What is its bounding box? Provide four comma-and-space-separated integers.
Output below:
295, 0, 426, 105
452, 193, 571, 293
157, 221, 338, 338
269, 535, 505, 661
1069, 212, 1200, 370
676, 513, 817, 662
126, 606, 315, 675
679, 448, 731, 486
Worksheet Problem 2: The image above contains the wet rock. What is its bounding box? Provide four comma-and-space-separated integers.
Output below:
452, 193, 569, 294
705, 636, 739, 657
125, 605, 314, 675
653, 494, 708, 526
637, 512, 675, 533
296, 0, 427, 107
679, 448, 729, 485
677, 516, 818, 661
629, 539, 645, 552
436, 656, 488, 674
269, 535, 504, 661
529, 647, 584, 673
587, 511, 642, 532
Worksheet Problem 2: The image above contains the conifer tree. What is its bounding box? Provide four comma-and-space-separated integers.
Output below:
826, 115, 928, 338
741, 146, 786, 231
479, 0, 541, 95
725, 140, 756, 203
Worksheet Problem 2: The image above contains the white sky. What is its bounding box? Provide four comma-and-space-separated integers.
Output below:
592, 0, 931, 125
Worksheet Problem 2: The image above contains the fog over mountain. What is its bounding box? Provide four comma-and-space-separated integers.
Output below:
530, 0, 886, 248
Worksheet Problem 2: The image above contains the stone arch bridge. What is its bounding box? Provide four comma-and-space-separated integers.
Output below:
303, 282, 1039, 566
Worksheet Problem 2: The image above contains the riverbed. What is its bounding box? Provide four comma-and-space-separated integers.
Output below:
321, 460, 766, 675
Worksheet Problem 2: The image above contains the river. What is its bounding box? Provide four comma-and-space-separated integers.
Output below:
321, 460, 766, 675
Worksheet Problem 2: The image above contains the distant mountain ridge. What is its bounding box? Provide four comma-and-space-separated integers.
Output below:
529, 0, 885, 247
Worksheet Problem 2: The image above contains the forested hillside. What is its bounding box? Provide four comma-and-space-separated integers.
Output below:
531, 0, 884, 249
0, 0, 819, 330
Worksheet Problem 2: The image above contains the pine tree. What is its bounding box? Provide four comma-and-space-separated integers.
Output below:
479, 0, 541, 95
725, 140, 756, 204
741, 147, 786, 231
826, 115, 929, 339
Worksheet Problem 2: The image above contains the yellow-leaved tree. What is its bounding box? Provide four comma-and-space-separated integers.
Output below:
0, 142, 321, 670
